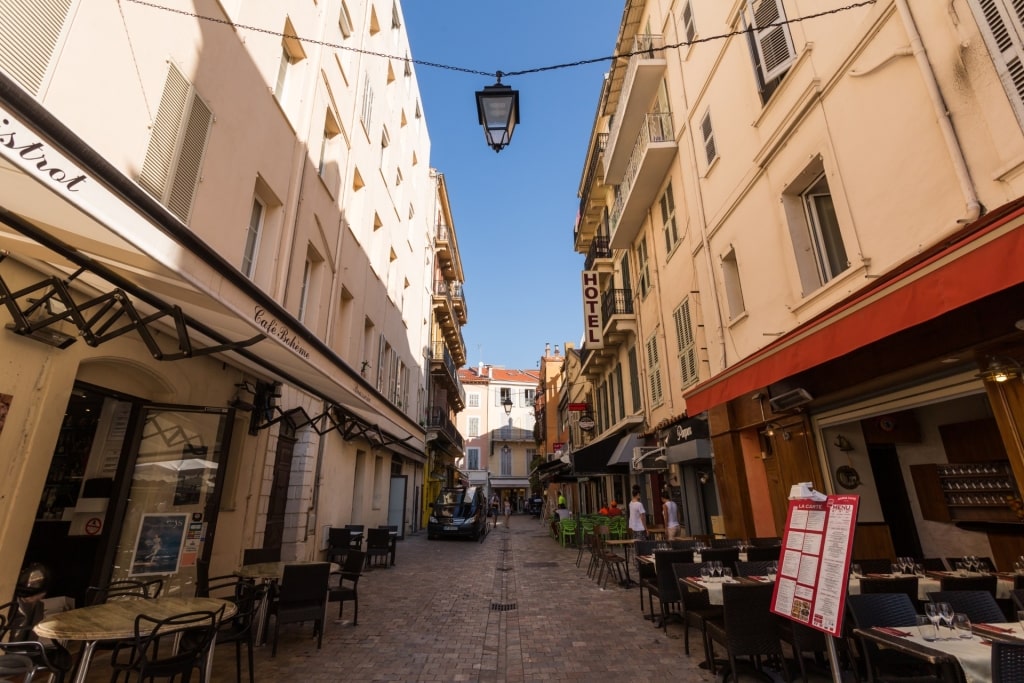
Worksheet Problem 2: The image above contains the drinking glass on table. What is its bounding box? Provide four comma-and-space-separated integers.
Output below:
916, 615, 938, 642
925, 603, 942, 639
914, 563, 925, 577
713, 560, 723, 578
938, 602, 955, 633
722, 567, 733, 581
767, 561, 777, 582
953, 613, 972, 639
700, 565, 710, 581
850, 563, 862, 578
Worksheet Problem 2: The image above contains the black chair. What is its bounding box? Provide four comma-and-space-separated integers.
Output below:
377, 525, 398, 566
109, 607, 224, 683
925, 590, 1005, 624
735, 560, 775, 577
0, 599, 73, 683
85, 577, 164, 605
670, 539, 698, 550
743, 545, 782, 562
194, 559, 238, 598
270, 562, 330, 657
993, 639, 1024, 683
853, 558, 892, 575
590, 527, 628, 589
364, 528, 391, 569
634, 541, 658, 613
214, 580, 266, 683
845, 593, 942, 683
328, 550, 366, 624
242, 547, 281, 566
710, 538, 739, 549
860, 576, 919, 606
750, 536, 782, 547
670, 562, 722, 662
1011, 588, 1024, 613
698, 547, 740, 572
920, 557, 947, 572
938, 573, 998, 595
646, 550, 692, 632
778, 617, 829, 682
705, 582, 790, 681
327, 528, 352, 564
344, 524, 365, 549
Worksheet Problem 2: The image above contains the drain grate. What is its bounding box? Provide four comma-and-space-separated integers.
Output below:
490, 601, 517, 611
495, 565, 513, 571
522, 562, 557, 568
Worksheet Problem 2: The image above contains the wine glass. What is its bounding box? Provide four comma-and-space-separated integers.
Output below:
722, 566, 733, 581
953, 613, 972, 639
968, 555, 979, 573
938, 602, 955, 633
700, 565, 710, 581
850, 563, 862, 578
925, 602, 941, 633
713, 560, 723, 578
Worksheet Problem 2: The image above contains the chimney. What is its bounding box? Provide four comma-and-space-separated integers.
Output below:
554, 345, 561, 356
545, 342, 551, 356
488, 366, 493, 379
478, 361, 483, 376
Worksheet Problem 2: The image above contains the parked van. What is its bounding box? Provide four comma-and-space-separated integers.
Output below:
428, 485, 487, 541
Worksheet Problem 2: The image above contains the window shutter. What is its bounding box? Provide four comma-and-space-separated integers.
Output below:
0, 0, 71, 94
701, 111, 716, 165
166, 94, 211, 222
682, 2, 696, 43
674, 301, 698, 386
646, 336, 663, 404
748, 0, 796, 83
974, 0, 1024, 123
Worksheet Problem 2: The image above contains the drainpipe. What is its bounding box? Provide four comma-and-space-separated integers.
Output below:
894, 0, 982, 225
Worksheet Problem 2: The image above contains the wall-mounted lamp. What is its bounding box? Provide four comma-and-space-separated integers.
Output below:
833, 434, 855, 452
764, 422, 781, 437
978, 356, 1023, 383
502, 396, 514, 416
229, 381, 257, 410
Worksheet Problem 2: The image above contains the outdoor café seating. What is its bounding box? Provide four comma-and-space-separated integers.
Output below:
670, 562, 722, 661
268, 562, 330, 657
925, 589, 1005, 624
108, 607, 225, 683
705, 581, 790, 681
845, 592, 943, 682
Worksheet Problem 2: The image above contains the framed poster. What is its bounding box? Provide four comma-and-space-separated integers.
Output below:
130, 513, 187, 575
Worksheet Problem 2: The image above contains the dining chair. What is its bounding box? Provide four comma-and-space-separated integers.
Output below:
270, 562, 331, 657
735, 560, 775, 577
925, 590, 1005, 624
327, 528, 352, 565
698, 547, 740, 573
743, 545, 782, 563
670, 538, 698, 550
750, 537, 782, 547
0, 599, 74, 683
992, 638, 1024, 682
364, 528, 391, 568
634, 541, 658, 612
109, 606, 224, 683
242, 547, 281, 566
182, 579, 265, 683
860, 576, 919, 607
557, 518, 577, 548
778, 616, 829, 682
1012, 588, 1024, 613
377, 526, 399, 566
851, 558, 892, 575
647, 550, 692, 632
328, 550, 366, 625
938, 573, 998, 595
575, 518, 596, 568
194, 559, 239, 598
710, 537, 738, 549
670, 562, 722, 662
344, 524, 365, 549
920, 557, 947, 572
85, 578, 164, 606
845, 593, 943, 683
590, 528, 627, 589
705, 582, 790, 681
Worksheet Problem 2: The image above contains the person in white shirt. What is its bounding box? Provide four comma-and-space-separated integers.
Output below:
628, 488, 647, 540
663, 490, 681, 540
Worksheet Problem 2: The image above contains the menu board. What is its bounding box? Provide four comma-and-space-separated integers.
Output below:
770, 494, 859, 637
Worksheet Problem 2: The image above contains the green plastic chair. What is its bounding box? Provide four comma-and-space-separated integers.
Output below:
609, 515, 628, 540
558, 518, 578, 548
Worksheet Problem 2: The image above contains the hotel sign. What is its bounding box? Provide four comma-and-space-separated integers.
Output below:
581, 270, 603, 348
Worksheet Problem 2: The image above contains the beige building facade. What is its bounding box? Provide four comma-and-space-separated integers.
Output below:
575, 0, 1024, 563
0, 1, 462, 604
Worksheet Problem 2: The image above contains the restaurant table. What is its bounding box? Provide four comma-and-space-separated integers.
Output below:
678, 575, 773, 605
605, 538, 637, 587
646, 527, 667, 541
847, 572, 1014, 601
236, 560, 338, 646
34, 596, 236, 683
853, 622, 1006, 683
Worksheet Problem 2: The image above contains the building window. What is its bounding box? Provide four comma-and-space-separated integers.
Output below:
742, 0, 796, 103
468, 417, 480, 438
524, 388, 535, 405
636, 237, 651, 298
614, 363, 625, 421
275, 20, 305, 103
682, 2, 696, 43
468, 392, 480, 408
646, 334, 664, 407
673, 299, 699, 387
319, 111, 341, 177
499, 387, 511, 407
360, 73, 374, 132
659, 182, 679, 253
500, 446, 512, 476
298, 258, 312, 322
628, 346, 642, 413
969, 0, 1024, 128
700, 109, 717, 166
721, 247, 746, 319
242, 196, 265, 278
467, 448, 480, 470
802, 174, 847, 284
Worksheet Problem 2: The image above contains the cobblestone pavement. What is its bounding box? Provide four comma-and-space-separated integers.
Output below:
80, 517, 827, 682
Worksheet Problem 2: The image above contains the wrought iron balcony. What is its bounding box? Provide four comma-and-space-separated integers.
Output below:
575, 133, 609, 251
424, 405, 464, 451
583, 234, 611, 271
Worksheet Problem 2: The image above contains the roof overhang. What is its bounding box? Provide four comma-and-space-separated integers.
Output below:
0, 73, 422, 454
683, 198, 1024, 414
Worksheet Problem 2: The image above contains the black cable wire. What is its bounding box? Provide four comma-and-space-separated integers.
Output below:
125, 0, 876, 80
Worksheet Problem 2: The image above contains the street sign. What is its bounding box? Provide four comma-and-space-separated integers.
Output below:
578, 414, 595, 431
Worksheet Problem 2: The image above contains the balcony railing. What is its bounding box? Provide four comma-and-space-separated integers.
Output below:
605, 34, 666, 183
575, 132, 609, 246
602, 288, 633, 321
430, 339, 458, 382
435, 222, 450, 243
609, 111, 675, 248
584, 234, 611, 270
425, 405, 463, 450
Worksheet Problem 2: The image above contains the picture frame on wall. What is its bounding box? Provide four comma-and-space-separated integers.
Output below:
130, 512, 187, 575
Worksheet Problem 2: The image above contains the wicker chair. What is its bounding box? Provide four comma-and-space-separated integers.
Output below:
993, 639, 1024, 683
269, 562, 331, 657
750, 537, 782, 547
846, 593, 943, 683
852, 558, 893, 575
860, 576, 920, 606
1011, 588, 1024, 613
938, 573, 998, 595
925, 590, 1005, 624
364, 528, 392, 569
670, 562, 722, 662
778, 616, 829, 682
328, 550, 366, 625
645, 550, 693, 632
744, 545, 783, 562
920, 557, 947, 572
326, 528, 353, 564
735, 560, 775, 577
698, 547, 740, 573
705, 582, 790, 681
242, 547, 281, 565
634, 541, 658, 613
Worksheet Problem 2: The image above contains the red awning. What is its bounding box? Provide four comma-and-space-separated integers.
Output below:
683, 200, 1024, 414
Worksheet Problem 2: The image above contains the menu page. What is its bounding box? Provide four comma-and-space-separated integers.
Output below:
770, 494, 859, 637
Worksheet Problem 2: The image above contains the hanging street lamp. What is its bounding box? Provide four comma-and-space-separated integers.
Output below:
475, 72, 519, 152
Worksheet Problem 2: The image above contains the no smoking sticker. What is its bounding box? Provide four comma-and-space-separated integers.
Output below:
84, 517, 102, 535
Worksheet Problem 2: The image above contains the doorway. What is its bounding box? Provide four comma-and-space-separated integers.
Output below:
264, 422, 296, 551
868, 444, 923, 559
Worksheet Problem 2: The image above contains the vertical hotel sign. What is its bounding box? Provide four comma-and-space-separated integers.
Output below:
770, 494, 859, 637
581, 271, 603, 348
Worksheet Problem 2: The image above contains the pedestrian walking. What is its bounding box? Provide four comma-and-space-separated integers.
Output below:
663, 490, 680, 540
628, 488, 647, 540
503, 497, 512, 527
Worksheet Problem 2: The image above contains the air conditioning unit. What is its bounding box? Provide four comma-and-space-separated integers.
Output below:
632, 446, 665, 472
769, 388, 813, 412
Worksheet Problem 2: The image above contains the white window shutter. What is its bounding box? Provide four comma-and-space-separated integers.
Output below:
166, 94, 211, 222
974, 0, 1024, 123
0, 0, 71, 94
748, 0, 796, 83
139, 64, 190, 203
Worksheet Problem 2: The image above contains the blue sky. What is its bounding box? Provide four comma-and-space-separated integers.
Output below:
403, 2, 623, 370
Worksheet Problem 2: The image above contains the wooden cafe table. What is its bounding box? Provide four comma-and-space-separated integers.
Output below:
34, 596, 236, 683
